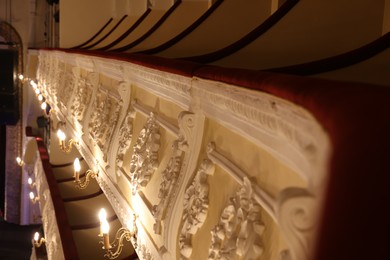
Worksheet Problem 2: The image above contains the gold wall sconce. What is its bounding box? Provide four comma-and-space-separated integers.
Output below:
33, 232, 46, 247
57, 129, 78, 153
28, 177, 36, 188
73, 158, 98, 189
98, 208, 138, 259
16, 156, 24, 166
29, 192, 39, 204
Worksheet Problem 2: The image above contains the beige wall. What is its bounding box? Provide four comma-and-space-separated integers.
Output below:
60, 0, 114, 48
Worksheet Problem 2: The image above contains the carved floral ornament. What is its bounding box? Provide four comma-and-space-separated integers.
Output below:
209, 177, 265, 260
116, 112, 134, 169
180, 159, 215, 259
129, 113, 160, 194
153, 139, 184, 234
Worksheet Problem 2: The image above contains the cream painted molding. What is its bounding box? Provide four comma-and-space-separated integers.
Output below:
106, 82, 132, 178
179, 159, 215, 259
192, 78, 330, 191
123, 62, 192, 110
129, 113, 161, 194
208, 177, 265, 260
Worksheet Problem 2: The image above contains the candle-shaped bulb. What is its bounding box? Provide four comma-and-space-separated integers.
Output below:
102, 220, 110, 234
101, 220, 111, 249
34, 232, 40, 242
28, 177, 32, 185
41, 102, 47, 110
74, 158, 81, 181
29, 192, 35, 200
35, 88, 40, 95
74, 158, 81, 172
57, 129, 66, 142
38, 94, 43, 101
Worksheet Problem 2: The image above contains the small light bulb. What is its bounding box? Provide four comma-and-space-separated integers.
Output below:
35, 88, 40, 95
34, 232, 40, 242
38, 94, 43, 101
19, 74, 24, 80
29, 192, 35, 200
74, 158, 81, 173
57, 130, 66, 141
41, 102, 47, 110
28, 177, 32, 185
16, 157, 22, 164
99, 208, 107, 222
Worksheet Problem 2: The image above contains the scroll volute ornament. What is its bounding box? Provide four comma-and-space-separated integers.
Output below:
276, 188, 317, 260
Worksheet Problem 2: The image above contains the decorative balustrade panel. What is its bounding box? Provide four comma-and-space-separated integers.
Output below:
32, 50, 330, 260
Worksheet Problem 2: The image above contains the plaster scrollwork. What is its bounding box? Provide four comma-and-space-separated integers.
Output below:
129, 113, 160, 194
136, 237, 154, 260
59, 67, 79, 110
208, 177, 265, 260
102, 98, 121, 158
276, 188, 316, 260
70, 73, 97, 123
179, 159, 215, 259
116, 112, 134, 169
152, 112, 199, 236
152, 139, 184, 234
88, 90, 121, 157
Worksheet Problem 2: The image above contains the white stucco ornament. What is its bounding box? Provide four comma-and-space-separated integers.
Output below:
180, 159, 215, 259
129, 113, 160, 194
208, 177, 265, 260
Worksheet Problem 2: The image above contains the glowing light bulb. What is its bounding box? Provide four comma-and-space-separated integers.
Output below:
38, 94, 43, 101
28, 177, 33, 185
16, 157, 22, 164
19, 74, 24, 80
99, 208, 107, 222
34, 232, 40, 242
74, 158, 81, 172
29, 192, 35, 200
35, 88, 40, 95
41, 102, 47, 110
57, 129, 66, 141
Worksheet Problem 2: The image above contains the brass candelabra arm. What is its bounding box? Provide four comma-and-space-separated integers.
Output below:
75, 170, 98, 189
60, 139, 78, 153
102, 228, 133, 259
